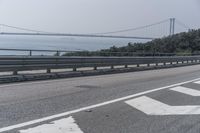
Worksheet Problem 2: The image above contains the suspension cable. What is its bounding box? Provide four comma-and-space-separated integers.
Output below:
0, 24, 53, 34
175, 19, 190, 30
90, 19, 170, 35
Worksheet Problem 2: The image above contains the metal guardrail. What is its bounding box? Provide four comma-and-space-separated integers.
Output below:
0, 56, 199, 75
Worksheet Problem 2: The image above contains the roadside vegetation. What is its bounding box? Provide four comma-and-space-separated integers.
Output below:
63, 29, 200, 56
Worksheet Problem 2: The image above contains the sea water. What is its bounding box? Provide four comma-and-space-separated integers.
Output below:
0, 35, 147, 55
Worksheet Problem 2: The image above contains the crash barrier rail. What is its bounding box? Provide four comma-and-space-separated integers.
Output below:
0, 56, 199, 75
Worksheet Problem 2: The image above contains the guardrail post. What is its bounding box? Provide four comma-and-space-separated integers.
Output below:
29, 50, 32, 56
156, 63, 158, 66
13, 71, 18, 75
147, 64, 150, 67
163, 62, 166, 66
111, 65, 114, 69
56, 51, 60, 56
94, 66, 97, 70
73, 67, 77, 71
170, 62, 173, 65
177, 61, 179, 64
47, 69, 51, 73
125, 65, 128, 68
137, 64, 140, 67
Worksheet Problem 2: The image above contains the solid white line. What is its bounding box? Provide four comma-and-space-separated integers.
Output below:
170, 86, 200, 96
19, 116, 84, 133
0, 77, 200, 132
125, 96, 200, 115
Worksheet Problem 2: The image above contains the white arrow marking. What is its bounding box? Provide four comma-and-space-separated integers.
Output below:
170, 86, 200, 96
125, 96, 200, 115
19, 116, 84, 133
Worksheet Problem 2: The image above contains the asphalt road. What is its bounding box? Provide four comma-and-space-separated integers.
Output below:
1, 64, 200, 132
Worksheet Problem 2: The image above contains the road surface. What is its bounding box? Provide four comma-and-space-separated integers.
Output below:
1, 64, 200, 132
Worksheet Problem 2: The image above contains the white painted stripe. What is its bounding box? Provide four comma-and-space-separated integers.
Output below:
0, 77, 200, 132
19, 116, 84, 133
194, 81, 200, 84
170, 86, 200, 96
125, 96, 200, 115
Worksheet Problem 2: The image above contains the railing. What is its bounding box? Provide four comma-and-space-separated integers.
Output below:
0, 48, 199, 56
0, 48, 70, 56
0, 56, 199, 75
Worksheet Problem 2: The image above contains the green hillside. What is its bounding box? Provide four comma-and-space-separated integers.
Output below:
64, 29, 200, 56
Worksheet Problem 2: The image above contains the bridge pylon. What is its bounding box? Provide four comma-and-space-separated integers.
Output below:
169, 18, 175, 35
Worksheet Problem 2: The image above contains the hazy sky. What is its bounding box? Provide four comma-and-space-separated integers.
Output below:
0, 0, 200, 34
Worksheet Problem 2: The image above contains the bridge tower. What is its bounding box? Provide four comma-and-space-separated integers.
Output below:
169, 18, 175, 35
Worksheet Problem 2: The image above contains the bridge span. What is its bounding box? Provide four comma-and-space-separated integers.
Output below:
0, 32, 155, 40
0, 18, 189, 40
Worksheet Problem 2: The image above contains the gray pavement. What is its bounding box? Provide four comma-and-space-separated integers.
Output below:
1, 64, 200, 132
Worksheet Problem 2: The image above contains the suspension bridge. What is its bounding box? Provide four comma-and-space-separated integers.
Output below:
0, 18, 190, 40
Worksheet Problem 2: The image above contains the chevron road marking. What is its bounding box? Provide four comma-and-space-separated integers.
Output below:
19, 116, 84, 133
125, 96, 200, 115
170, 86, 200, 96
194, 81, 200, 84
1, 78, 200, 132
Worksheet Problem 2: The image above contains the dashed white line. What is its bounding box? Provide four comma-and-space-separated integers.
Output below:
0, 78, 200, 132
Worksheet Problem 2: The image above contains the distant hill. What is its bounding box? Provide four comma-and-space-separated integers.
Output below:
63, 29, 200, 56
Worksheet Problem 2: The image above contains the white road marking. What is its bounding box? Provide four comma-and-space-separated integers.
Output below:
170, 86, 200, 96
194, 81, 200, 84
0, 77, 200, 132
19, 116, 84, 133
125, 96, 200, 115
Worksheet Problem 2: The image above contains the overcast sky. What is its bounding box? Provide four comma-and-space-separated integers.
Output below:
0, 0, 200, 34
